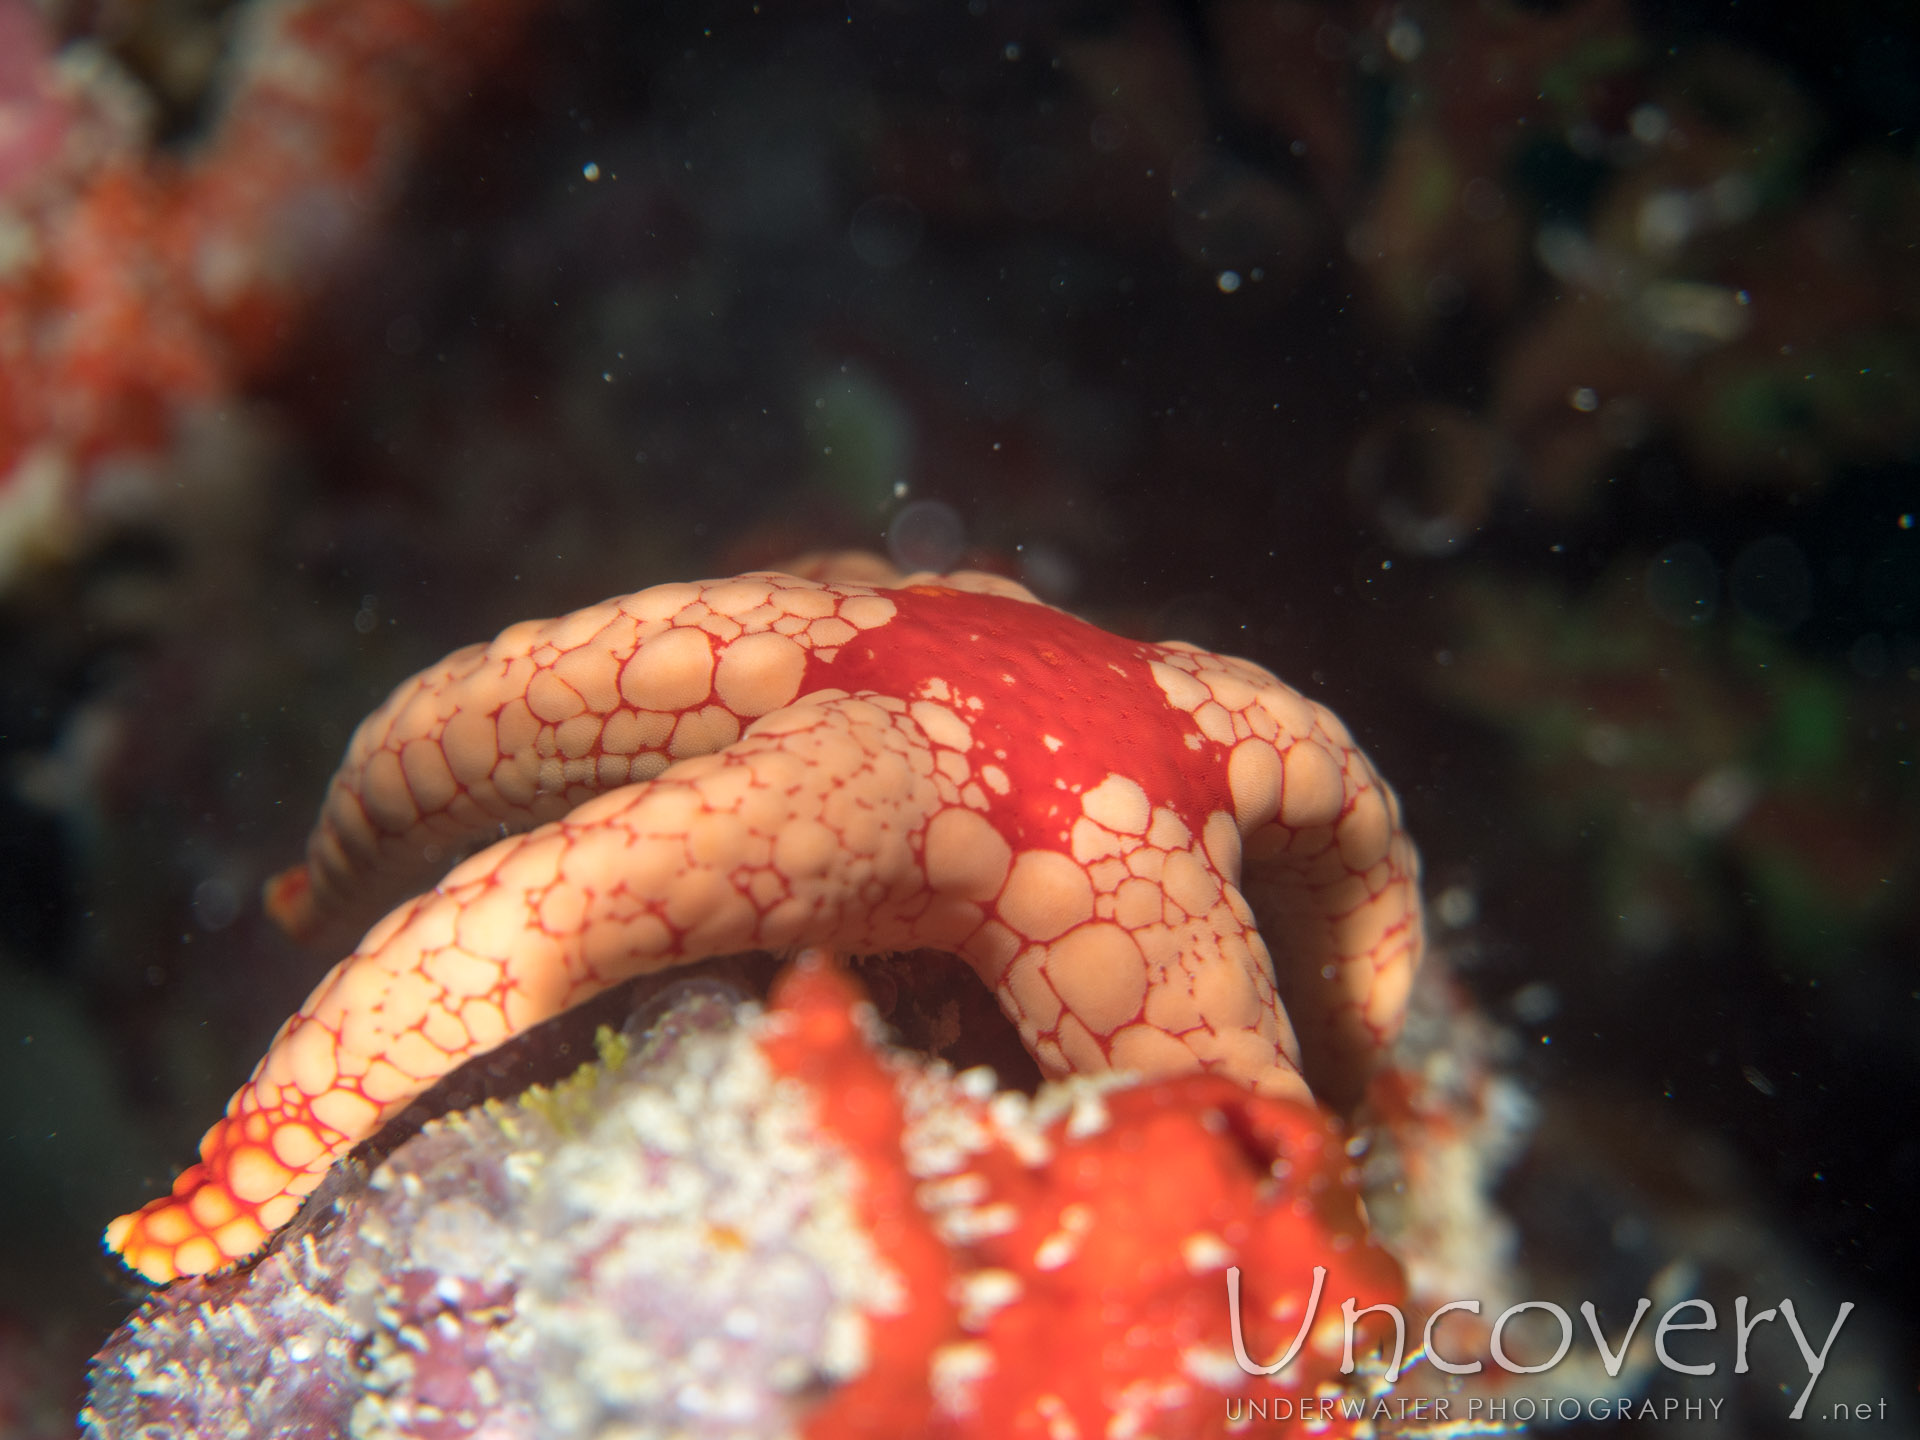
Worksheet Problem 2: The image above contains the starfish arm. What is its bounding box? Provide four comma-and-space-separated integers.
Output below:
946, 793, 1314, 1105
266, 571, 909, 940
1235, 700, 1424, 1109
110, 690, 961, 1281
107, 682, 1329, 1281
999, 894, 1314, 1106
1128, 640, 1424, 1106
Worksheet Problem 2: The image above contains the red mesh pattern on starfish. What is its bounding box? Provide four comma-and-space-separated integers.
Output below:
106, 565, 1422, 1282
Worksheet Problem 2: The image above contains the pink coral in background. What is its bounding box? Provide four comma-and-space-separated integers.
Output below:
0, 0, 546, 589
0, 1, 70, 201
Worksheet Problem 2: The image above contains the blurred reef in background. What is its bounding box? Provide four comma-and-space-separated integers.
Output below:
0, 0, 1914, 1433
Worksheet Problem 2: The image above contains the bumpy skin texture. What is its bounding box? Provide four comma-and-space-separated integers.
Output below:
107, 564, 1422, 1282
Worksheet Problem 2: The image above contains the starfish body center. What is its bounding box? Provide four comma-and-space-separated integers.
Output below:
812, 586, 1233, 859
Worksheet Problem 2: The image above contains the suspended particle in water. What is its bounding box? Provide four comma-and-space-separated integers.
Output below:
1645, 542, 1718, 626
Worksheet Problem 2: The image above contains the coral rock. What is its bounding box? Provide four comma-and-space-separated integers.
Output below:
85, 957, 1405, 1439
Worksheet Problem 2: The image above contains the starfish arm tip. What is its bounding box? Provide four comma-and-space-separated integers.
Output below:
105, 1178, 280, 1285
263, 862, 317, 941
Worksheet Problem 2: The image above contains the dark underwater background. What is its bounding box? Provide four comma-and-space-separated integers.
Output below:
0, 0, 1914, 1432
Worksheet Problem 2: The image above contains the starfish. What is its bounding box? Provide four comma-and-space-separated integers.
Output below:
106, 561, 1423, 1283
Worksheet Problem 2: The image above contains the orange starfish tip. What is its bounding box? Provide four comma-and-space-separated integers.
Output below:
262, 862, 317, 941
108, 1186, 275, 1284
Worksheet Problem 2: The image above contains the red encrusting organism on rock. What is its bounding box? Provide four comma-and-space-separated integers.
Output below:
106, 559, 1424, 1284
769, 953, 1409, 1439
759, 954, 958, 1438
